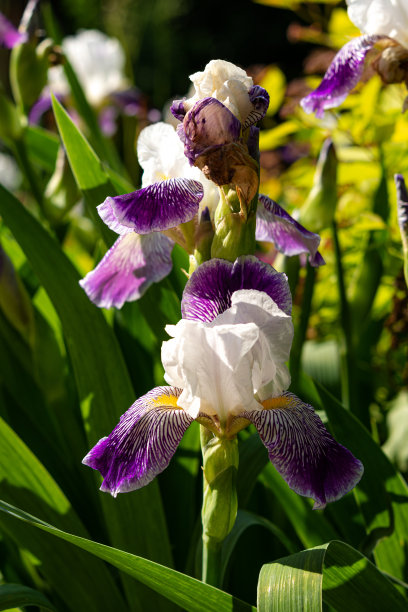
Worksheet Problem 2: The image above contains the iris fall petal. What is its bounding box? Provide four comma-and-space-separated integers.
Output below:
83, 387, 192, 496
241, 392, 364, 509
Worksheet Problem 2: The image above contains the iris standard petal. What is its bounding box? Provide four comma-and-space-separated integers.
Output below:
243, 85, 270, 129
83, 386, 193, 496
300, 35, 380, 117
107, 178, 203, 233
180, 97, 241, 165
256, 195, 325, 267
0, 13, 27, 48
181, 255, 292, 322
79, 232, 173, 308
240, 392, 364, 509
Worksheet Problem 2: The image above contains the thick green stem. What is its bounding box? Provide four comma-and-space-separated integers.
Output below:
200, 426, 238, 587
332, 220, 355, 411
202, 536, 222, 587
290, 262, 316, 386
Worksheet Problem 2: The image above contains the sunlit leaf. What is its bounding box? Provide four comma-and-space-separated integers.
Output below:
258, 540, 407, 611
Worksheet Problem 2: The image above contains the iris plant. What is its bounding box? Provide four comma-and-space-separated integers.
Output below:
301, 0, 408, 117
80, 60, 324, 308
83, 256, 363, 510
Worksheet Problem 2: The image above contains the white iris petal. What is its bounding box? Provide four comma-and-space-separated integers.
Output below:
347, 0, 408, 48
161, 290, 294, 422
185, 59, 254, 123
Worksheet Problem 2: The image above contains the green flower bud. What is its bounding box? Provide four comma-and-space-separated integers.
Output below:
10, 38, 51, 111
0, 94, 23, 143
201, 427, 239, 543
299, 139, 338, 233
210, 187, 257, 261
44, 148, 80, 223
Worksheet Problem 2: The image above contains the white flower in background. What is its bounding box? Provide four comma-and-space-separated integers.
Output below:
49, 29, 128, 105
0, 153, 22, 191
301, 0, 408, 116
347, 0, 408, 48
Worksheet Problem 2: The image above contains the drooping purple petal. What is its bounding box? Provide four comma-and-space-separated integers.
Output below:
179, 97, 241, 164
181, 255, 292, 322
243, 85, 270, 129
395, 173, 408, 236
83, 386, 193, 495
97, 198, 133, 235
0, 13, 27, 48
107, 178, 203, 233
300, 35, 380, 118
256, 195, 325, 267
79, 232, 173, 309
170, 98, 187, 121
240, 392, 364, 509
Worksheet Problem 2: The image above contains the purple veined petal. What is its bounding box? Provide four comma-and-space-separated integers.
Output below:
256, 194, 325, 267
109, 178, 203, 233
240, 392, 364, 509
181, 255, 292, 322
79, 232, 174, 309
0, 13, 27, 48
243, 85, 270, 129
83, 386, 193, 495
300, 35, 381, 118
170, 98, 187, 121
395, 173, 408, 235
97, 198, 133, 235
180, 97, 241, 165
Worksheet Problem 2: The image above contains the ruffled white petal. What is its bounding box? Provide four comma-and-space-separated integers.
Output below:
161, 289, 293, 421
347, 0, 408, 48
185, 59, 254, 123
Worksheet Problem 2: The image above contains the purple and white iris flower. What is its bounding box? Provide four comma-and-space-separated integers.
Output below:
80, 113, 324, 309
83, 256, 363, 509
301, 0, 408, 117
79, 122, 218, 308
171, 60, 270, 206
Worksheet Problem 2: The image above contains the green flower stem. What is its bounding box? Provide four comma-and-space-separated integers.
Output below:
332, 220, 355, 411
202, 536, 222, 588
200, 426, 238, 587
289, 262, 316, 387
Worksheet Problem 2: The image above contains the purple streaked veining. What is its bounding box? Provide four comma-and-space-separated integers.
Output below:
256, 195, 325, 267
181, 255, 292, 322
108, 178, 204, 233
241, 391, 364, 509
300, 35, 380, 118
244, 85, 270, 129
79, 232, 174, 309
179, 97, 241, 165
83, 386, 192, 495
170, 98, 187, 121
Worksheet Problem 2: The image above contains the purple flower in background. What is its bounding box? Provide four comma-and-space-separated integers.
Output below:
301, 35, 380, 118
83, 256, 363, 509
0, 12, 27, 48
301, 0, 408, 117
256, 194, 325, 266
80, 122, 218, 308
